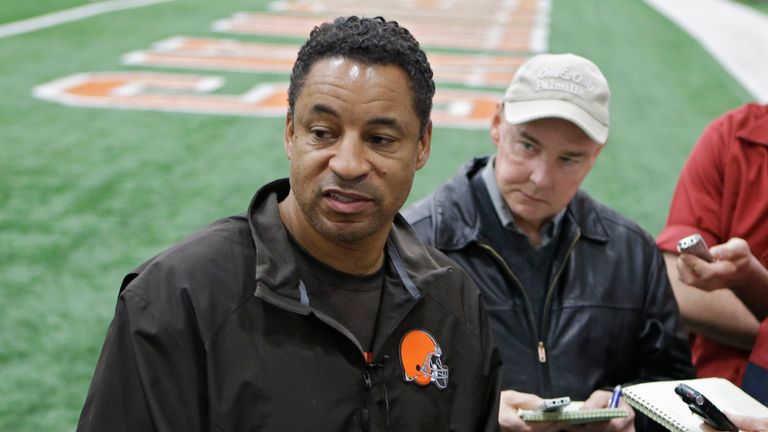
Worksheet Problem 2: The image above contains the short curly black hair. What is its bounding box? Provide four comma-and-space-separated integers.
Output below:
288, 16, 435, 138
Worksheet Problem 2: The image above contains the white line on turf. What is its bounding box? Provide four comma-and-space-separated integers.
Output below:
0, 0, 177, 40
645, 0, 768, 102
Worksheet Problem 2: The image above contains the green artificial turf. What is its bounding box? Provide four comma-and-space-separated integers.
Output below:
546, 0, 750, 235
0, 0, 754, 430
736, 0, 768, 14
0, 1, 288, 430
0, 0, 101, 24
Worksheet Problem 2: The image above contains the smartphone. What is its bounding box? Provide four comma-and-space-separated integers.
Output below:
539, 396, 571, 412
677, 233, 714, 263
674, 383, 737, 431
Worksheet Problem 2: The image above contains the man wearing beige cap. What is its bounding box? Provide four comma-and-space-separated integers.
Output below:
405, 53, 694, 431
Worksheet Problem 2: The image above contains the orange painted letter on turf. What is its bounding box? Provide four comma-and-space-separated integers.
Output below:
33, 72, 288, 117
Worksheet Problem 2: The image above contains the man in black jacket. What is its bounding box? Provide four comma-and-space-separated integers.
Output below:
77, 16, 500, 431
404, 53, 694, 431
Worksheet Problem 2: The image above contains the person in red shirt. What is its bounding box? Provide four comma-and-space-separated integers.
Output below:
728, 413, 768, 432
725, 318, 768, 430
742, 318, 768, 404
657, 103, 768, 385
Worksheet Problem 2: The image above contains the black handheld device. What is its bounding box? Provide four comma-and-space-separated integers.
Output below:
674, 383, 737, 431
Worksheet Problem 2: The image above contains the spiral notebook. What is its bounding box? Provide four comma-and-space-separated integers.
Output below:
518, 402, 628, 424
623, 377, 768, 432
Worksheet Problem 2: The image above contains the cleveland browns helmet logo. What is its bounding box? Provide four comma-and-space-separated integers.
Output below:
399, 329, 449, 390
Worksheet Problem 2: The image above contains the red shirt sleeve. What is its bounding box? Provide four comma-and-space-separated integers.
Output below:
657, 116, 729, 253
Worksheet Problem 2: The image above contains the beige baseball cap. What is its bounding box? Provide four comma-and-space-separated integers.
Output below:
503, 53, 611, 144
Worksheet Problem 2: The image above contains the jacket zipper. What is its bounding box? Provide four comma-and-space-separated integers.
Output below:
351, 269, 449, 431
478, 232, 580, 393
476, 243, 540, 355
256, 266, 450, 432
537, 342, 547, 362
538, 231, 580, 362
361, 368, 372, 432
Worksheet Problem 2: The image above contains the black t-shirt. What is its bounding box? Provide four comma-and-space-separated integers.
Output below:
286, 232, 384, 352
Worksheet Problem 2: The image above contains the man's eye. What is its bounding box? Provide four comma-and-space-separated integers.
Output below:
310, 128, 333, 140
515, 141, 537, 153
369, 135, 394, 146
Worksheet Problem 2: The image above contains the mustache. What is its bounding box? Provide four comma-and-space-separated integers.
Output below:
317, 173, 380, 199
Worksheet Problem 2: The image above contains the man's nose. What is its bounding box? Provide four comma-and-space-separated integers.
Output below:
529, 159, 554, 189
328, 134, 371, 180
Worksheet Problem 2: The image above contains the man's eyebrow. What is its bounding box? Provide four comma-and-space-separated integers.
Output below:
519, 130, 541, 145
310, 104, 405, 134
562, 150, 588, 158
368, 117, 404, 134
310, 103, 339, 117
520, 130, 588, 157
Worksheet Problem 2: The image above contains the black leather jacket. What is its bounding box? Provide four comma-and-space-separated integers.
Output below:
404, 157, 694, 400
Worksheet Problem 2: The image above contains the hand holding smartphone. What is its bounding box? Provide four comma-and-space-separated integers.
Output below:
674, 383, 737, 431
677, 233, 714, 263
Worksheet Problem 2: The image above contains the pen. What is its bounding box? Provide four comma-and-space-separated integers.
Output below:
608, 385, 622, 408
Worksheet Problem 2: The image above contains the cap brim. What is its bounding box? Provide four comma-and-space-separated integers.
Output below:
503, 99, 609, 144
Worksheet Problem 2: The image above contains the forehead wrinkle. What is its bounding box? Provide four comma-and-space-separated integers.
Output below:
298, 59, 417, 134
358, 93, 410, 131
516, 122, 597, 155
307, 80, 358, 98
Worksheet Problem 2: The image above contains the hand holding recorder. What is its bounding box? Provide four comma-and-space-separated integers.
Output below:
676, 235, 760, 292
498, 389, 569, 432
677, 234, 714, 263
674, 383, 737, 431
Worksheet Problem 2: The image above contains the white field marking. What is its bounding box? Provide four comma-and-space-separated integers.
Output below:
122, 50, 147, 65
32, 73, 91, 99
263, 0, 550, 52
493, 0, 522, 51
153, 36, 187, 52
645, 0, 768, 102
241, 83, 284, 104
121, 36, 525, 87
0, 0, 176, 39
111, 82, 145, 96
447, 100, 474, 117
197, 76, 225, 92
268, 1, 328, 13
530, 0, 551, 53
213, 12, 536, 52
33, 71, 499, 128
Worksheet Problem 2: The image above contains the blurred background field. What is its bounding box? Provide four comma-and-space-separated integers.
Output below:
0, 1, 93, 24
737, 0, 768, 13
0, 0, 755, 430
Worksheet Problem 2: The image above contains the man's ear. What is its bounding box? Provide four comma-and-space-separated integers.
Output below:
593, 142, 605, 158
490, 103, 504, 148
416, 121, 432, 170
284, 111, 294, 159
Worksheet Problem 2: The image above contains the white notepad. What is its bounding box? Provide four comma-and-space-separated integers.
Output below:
623, 377, 768, 432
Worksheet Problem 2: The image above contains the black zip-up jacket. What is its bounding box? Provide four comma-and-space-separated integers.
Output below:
404, 158, 694, 401
77, 179, 501, 432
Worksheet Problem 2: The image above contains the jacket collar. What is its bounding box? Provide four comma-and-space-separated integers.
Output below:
737, 104, 768, 147
431, 157, 610, 250
247, 178, 450, 311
